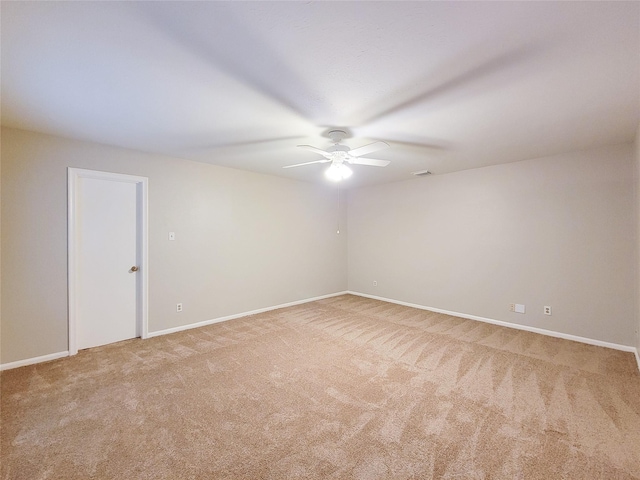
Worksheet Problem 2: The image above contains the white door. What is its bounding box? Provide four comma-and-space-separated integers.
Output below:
68, 169, 148, 353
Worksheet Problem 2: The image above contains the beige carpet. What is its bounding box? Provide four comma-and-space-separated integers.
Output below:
2, 295, 640, 479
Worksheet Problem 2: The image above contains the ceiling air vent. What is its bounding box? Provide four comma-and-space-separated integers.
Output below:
412, 170, 432, 177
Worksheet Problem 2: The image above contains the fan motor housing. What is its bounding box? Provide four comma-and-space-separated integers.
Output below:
328, 130, 348, 143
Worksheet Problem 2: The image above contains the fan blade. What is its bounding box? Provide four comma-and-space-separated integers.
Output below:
348, 157, 391, 167
282, 159, 331, 169
297, 145, 332, 158
370, 137, 449, 152
349, 141, 390, 158
137, 3, 332, 122
187, 136, 308, 152
358, 46, 537, 125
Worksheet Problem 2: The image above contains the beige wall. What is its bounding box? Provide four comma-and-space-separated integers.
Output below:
2, 126, 636, 365
0, 127, 348, 364
0, 130, 2, 363
635, 125, 640, 354
348, 144, 636, 346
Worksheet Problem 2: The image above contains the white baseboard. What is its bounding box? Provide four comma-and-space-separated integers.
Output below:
147, 291, 349, 338
0, 351, 69, 371
4, 291, 637, 374
0, 292, 348, 370
348, 291, 639, 357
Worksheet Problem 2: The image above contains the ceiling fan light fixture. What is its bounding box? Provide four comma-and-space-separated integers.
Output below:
325, 163, 352, 181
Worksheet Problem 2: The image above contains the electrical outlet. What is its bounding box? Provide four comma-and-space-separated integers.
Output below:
509, 304, 515, 312
169, 232, 175, 241
176, 303, 183, 312
510, 303, 525, 313
373, 280, 378, 287
544, 306, 552, 315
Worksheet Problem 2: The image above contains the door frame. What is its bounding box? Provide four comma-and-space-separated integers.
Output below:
68, 168, 149, 355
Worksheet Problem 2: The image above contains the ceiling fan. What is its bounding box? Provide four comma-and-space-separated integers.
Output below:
283, 130, 390, 181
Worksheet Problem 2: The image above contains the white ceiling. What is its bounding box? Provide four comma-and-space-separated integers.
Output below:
2, 1, 639, 188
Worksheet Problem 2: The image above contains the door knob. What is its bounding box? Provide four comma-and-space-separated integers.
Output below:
130, 266, 139, 272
